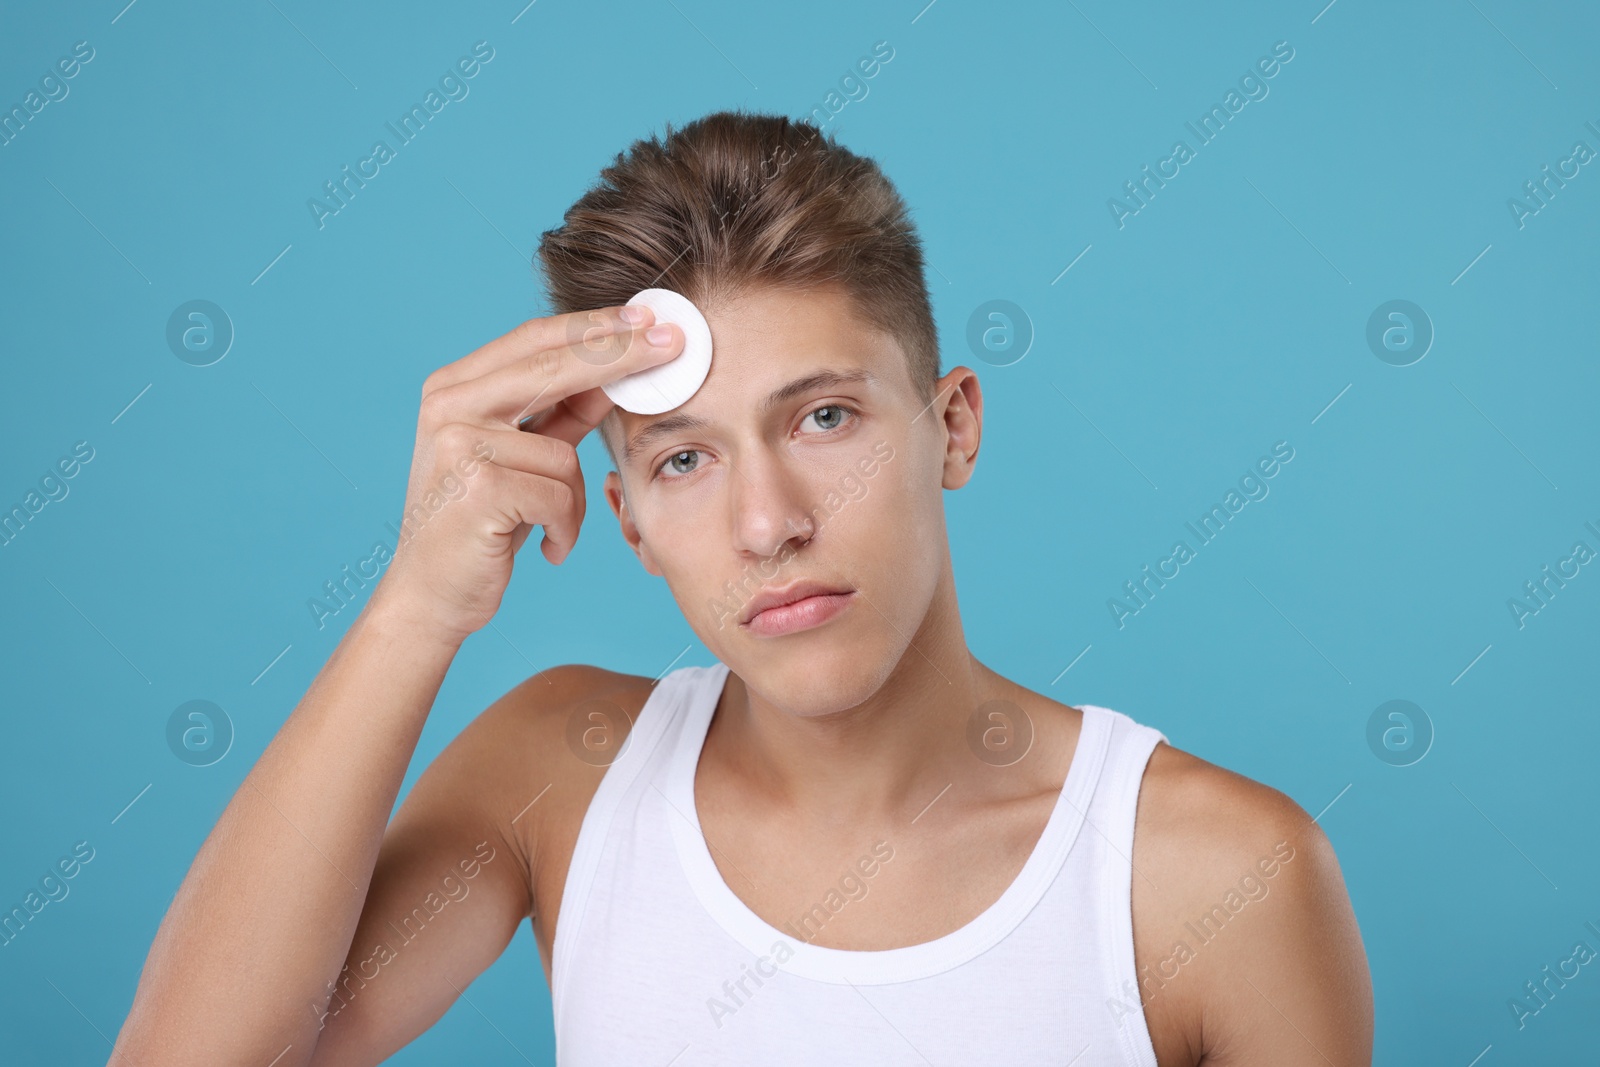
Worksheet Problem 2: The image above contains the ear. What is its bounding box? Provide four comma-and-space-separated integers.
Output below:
936, 367, 983, 490
604, 469, 664, 576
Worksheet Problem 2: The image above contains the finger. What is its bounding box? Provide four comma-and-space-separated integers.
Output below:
484, 464, 584, 563
448, 423, 584, 481
430, 423, 586, 540
509, 524, 533, 555
425, 304, 655, 394
516, 386, 617, 449
463, 425, 588, 557
423, 322, 683, 430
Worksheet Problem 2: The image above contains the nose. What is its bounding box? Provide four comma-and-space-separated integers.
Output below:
726, 450, 816, 560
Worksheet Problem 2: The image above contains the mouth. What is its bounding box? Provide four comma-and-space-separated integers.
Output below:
739, 580, 858, 637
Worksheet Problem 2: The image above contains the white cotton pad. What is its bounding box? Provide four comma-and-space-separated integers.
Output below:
601, 288, 714, 415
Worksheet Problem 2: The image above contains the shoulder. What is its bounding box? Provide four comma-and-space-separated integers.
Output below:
412, 663, 653, 867
468, 662, 659, 794
1132, 742, 1341, 947
1135, 740, 1316, 873
480, 662, 655, 743
1130, 739, 1373, 1063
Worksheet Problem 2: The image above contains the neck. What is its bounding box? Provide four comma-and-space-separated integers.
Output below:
708, 560, 1005, 823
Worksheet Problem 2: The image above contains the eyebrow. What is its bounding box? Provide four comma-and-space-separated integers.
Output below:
621, 368, 877, 465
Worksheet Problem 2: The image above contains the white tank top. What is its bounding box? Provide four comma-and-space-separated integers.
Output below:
552, 661, 1169, 1065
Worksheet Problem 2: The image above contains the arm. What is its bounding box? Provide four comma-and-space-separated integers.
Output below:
1198, 805, 1373, 1065
301, 661, 640, 1066
112, 306, 683, 1065
112, 593, 463, 1065
1131, 750, 1373, 1066
301, 667, 569, 1066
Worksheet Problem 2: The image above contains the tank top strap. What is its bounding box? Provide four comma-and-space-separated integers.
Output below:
551, 662, 721, 1027
1080, 706, 1167, 864
1070, 705, 1168, 1067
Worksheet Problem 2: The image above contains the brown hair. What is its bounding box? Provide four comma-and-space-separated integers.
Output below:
535, 109, 940, 462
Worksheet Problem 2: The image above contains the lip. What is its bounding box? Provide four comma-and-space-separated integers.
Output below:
739, 580, 857, 636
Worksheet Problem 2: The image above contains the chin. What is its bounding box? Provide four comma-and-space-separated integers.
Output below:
726, 626, 899, 719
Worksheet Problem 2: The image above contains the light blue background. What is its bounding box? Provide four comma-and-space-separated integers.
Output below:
3, 0, 1597, 1063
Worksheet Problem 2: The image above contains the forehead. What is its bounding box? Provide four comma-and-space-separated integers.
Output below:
702, 283, 882, 356
610, 283, 907, 447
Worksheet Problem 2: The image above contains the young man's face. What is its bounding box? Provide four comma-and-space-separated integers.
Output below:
602, 283, 980, 716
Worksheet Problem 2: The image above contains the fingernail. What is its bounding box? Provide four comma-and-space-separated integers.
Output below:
646, 324, 672, 346
619, 305, 645, 324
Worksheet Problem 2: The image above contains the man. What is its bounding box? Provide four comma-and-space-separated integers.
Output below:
116, 110, 1372, 1065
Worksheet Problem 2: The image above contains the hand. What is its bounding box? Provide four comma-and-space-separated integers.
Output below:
369, 305, 682, 643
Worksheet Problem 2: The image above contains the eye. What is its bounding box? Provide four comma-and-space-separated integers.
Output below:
799, 403, 855, 434
656, 449, 703, 480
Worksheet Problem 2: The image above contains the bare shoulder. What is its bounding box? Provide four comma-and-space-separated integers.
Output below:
1134, 740, 1316, 877
470, 662, 656, 841
1130, 739, 1374, 1066
419, 663, 653, 883
298, 664, 653, 1063
463, 663, 659, 967
479, 662, 655, 758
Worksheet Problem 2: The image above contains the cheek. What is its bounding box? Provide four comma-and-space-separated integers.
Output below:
874, 439, 933, 509
837, 456, 930, 554
886, 450, 948, 558
638, 496, 724, 570
639, 509, 692, 558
